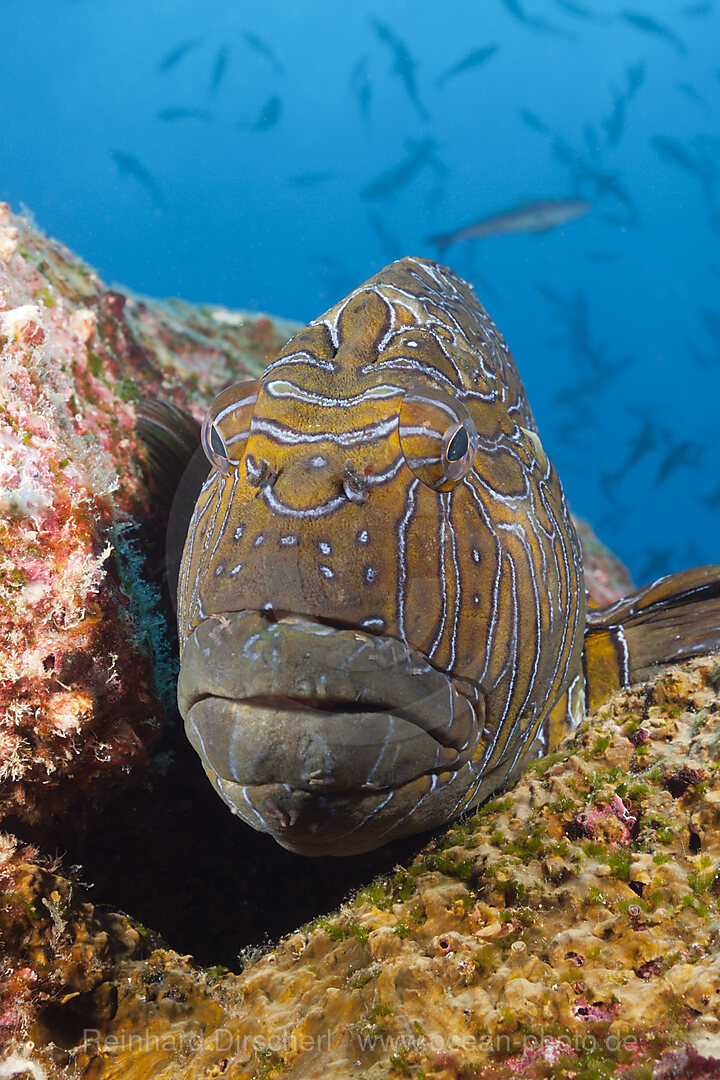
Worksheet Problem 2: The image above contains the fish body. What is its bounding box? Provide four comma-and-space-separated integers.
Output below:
350, 56, 373, 122
677, 82, 707, 108
552, 0, 600, 18
362, 137, 439, 202
209, 47, 229, 95
236, 94, 281, 132
157, 107, 213, 123
289, 172, 334, 188
166, 258, 720, 857
602, 63, 645, 147
653, 137, 720, 227
519, 108, 552, 135
176, 258, 587, 854
621, 11, 687, 52
653, 136, 700, 175
242, 31, 283, 73
111, 151, 163, 206
370, 19, 429, 121
436, 45, 498, 88
701, 307, 720, 346
158, 38, 203, 73
550, 139, 639, 226
427, 199, 591, 250
498, 0, 564, 34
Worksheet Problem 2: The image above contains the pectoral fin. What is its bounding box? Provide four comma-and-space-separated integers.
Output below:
135, 397, 202, 492
583, 564, 720, 712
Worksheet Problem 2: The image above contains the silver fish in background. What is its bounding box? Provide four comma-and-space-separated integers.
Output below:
156, 257, 720, 858
427, 198, 592, 251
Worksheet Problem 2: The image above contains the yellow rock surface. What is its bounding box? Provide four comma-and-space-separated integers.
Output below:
9, 653, 720, 1080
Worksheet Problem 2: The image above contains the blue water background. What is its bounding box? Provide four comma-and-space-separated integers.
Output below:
2, 0, 718, 586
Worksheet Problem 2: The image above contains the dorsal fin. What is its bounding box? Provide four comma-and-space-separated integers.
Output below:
135, 398, 209, 605
583, 565, 720, 711
135, 397, 202, 493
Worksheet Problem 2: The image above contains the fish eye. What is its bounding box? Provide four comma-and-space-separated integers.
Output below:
446, 425, 469, 462
443, 421, 476, 482
399, 386, 478, 491
200, 379, 261, 476
201, 414, 231, 476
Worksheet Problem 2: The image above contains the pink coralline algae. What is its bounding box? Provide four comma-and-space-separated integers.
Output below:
571, 995, 619, 1023
0, 204, 296, 825
575, 792, 637, 845
507, 1036, 579, 1073
0, 208, 158, 823
653, 1045, 720, 1079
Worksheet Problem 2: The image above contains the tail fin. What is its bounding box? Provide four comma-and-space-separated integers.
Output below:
583, 565, 720, 712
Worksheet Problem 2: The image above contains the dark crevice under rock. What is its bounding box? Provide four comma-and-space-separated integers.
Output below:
13, 710, 429, 970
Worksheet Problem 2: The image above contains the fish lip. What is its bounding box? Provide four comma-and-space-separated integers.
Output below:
210, 770, 474, 856
178, 608, 484, 753
184, 694, 467, 794
178, 609, 485, 805
188, 690, 461, 747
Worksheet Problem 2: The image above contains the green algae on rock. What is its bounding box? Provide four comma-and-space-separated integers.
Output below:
12, 652, 720, 1080
0, 204, 298, 826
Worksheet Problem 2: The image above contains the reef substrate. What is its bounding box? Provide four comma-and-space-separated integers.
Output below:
6, 654, 720, 1080
0, 204, 297, 827
3, 207, 719, 1080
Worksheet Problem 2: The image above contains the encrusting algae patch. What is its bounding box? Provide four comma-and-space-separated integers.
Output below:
6, 653, 720, 1080
0, 204, 297, 826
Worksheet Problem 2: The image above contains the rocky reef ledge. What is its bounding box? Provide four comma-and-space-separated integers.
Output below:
2, 208, 719, 1080
4, 655, 720, 1080
0, 203, 297, 826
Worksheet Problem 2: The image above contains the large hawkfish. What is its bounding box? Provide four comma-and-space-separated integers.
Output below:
142, 257, 720, 856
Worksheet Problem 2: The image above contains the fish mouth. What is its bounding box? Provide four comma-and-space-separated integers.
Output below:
177, 610, 485, 855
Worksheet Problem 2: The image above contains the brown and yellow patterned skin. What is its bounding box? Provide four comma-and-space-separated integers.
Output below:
171, 257, 720, 856
175, 257, 588, 854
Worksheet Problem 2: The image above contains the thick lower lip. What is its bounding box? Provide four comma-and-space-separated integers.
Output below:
177, 610, 484, 851
184, 694, 462, 792
209, 774, 461, 856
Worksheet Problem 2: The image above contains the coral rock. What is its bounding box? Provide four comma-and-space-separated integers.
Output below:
0, 205, 298, 826
2, 653, 718, 1080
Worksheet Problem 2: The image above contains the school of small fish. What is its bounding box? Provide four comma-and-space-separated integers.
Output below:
108, 1, 720, 287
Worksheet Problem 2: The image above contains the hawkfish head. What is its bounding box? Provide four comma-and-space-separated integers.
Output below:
176, 257, 585, 855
